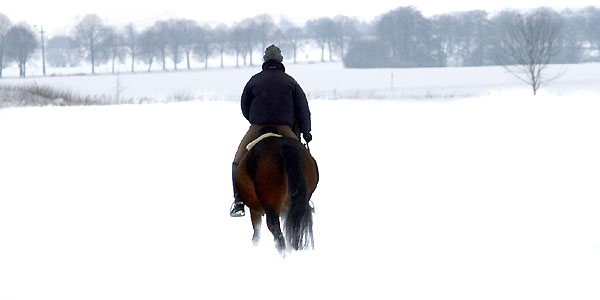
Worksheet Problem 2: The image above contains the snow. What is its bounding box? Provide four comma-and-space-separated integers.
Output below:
3, 62, 600, 102
1, 63, 600, 300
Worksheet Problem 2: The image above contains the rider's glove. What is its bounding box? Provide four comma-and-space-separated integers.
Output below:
303, 132, 312, 143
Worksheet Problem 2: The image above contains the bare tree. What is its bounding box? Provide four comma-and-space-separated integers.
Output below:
74, 14, 104, 74
164, 19, 184, 70
431, 13, 460, 67
253, 14, 275, 51
46, 36, 69, 67
138, 27, 159, 72
305, 17, 336, 62
239, 18, 258, 66
194, 24, 214, 69
212, 24, 228, 68
495, 8, 564, 95
270, 28, 285, 49
151, 21, 170, 71
452, 10, 491, 66
46, 35, 81, 67
176, 19, 199, 70
332, 15, 359, 60
554, 9, 585, 63
0, 13, 12, 77
375, 6, 437, 67
161, 19, 198, 70
282, 26, 304, 64
123, 23, 138, 73
5, 23, 38, 77
101, 26, 127, 73
582, 6, 600, 60
230, 24, 246, 68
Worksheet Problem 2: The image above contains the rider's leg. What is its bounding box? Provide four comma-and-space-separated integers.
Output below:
230, 125, 260, 217
230, 162, 245, 217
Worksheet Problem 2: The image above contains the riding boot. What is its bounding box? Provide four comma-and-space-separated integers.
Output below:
230, 162, 245, 217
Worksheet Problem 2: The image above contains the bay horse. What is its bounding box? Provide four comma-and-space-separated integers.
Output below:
235, 126, 319, 254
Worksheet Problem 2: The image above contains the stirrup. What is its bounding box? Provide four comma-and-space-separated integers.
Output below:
230, 201, 245, 217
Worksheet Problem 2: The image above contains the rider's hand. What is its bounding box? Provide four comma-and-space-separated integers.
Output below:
303, 132, 312, 143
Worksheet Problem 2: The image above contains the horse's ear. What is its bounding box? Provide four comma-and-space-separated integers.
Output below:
258, 126, 281, 136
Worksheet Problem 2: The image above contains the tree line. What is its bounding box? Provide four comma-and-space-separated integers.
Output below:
0, 12, 367, 77
345, 6, 600, 68
1, 6, 599, 77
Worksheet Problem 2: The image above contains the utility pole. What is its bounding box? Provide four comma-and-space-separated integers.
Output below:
35, 25, 46, 76
40, 26, 46, 76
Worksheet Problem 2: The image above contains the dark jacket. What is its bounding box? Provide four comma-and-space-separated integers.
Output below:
241, 60, 311, 134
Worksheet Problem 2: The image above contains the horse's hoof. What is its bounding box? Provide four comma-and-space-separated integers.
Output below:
275, 237, 286, 256
278, 248, 286, 258
276, 244, 286, 257
230, 210, 245, 217
229, 202, 245, 217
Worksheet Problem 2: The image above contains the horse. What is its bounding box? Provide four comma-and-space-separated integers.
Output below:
234, 126, 319, 254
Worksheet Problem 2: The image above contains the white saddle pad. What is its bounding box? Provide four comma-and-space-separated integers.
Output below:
246, 133, 283, 151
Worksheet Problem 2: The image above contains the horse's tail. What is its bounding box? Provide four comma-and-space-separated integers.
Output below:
281, 144, 313, 250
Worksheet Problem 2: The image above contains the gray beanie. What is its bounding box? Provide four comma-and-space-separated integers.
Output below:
263, 44, 283, 62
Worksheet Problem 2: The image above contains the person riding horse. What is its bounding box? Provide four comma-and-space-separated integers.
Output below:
230, 44, 312, 217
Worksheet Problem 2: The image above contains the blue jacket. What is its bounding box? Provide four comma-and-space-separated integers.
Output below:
241, 60, 311, 134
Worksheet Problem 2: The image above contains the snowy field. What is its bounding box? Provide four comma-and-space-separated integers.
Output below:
1, 63, 600, 300
2, 61, 600, 102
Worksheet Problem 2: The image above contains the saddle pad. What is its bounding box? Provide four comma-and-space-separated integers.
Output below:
246, 133, 283, 151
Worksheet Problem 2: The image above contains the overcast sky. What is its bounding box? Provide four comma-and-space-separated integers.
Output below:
2, 0, 595, 35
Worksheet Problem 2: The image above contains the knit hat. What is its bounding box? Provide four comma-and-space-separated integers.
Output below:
263, 45, 283, 62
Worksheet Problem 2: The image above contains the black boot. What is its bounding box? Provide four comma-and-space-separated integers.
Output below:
230, 162, 245, 217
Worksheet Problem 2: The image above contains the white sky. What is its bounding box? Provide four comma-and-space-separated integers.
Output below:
2, 0, 596, 35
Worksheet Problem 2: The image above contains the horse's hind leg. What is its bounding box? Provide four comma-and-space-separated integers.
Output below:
250, 209, 262, 246
266, 210, 285, 254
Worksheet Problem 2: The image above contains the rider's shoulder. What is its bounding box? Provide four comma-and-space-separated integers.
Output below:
246, 72, 263, 84
286, 74, 301, 86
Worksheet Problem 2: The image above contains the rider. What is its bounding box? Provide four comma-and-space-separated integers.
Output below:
230, 44, 312, 217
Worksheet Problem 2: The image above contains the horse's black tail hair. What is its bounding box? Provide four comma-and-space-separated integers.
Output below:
281, 144, 313, 250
